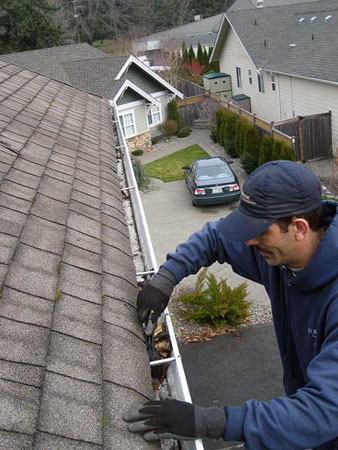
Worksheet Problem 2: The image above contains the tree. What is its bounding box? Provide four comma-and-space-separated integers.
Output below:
188, 44, 195, 62
0, 0, 64, 53
197, 42, 204, 65
184, 59, 205, 82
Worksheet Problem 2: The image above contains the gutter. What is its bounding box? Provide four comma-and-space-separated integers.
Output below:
111, 101, 204, 450
262, 68, 338, 87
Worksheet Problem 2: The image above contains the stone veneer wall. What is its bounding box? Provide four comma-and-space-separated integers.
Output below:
127, 130, 152, 153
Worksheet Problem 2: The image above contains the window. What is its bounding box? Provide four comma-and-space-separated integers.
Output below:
119, 112, 136, 137
147, 105, 161, 127
271, 74, 276, 91
258, 72, 265, 93
248, 69, 253, 84
236, 67, 242, 88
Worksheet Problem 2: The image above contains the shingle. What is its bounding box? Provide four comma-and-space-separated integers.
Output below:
103, 296, 143, 340
0, 380, 40, 434
102, 273, 137, 306
0, 192, 32, 214
67, 211, 101, 240
53, 294, 102, 344
21, 215, 65, 254
0, 360, 44, 388
59, 263, 102, 304
103, 383, 159, 450
44, 166, 74, 184
34, 433, 100, 450
102, 245, 135, 283
0, 233, 17, 264
20, 142, 52, 166
30, 193, 69, 225
0, 179, 36, 202
102, 228, 133, 256
0, 135, 24, 153
29, 131, 56, 149
6, 244, 60, 300
6, 168, 40, 190
63, 243, 101, 274
0, 263, 8, 285
65, 229, 101, 255
50, 152, 76, 168
0, 317, 49, 365
6, 120, 36, 138
76, 159, 100, 176
0, 206, 26, 237
0, 287, 54, 328
53, 143, 77, 159
0, 431, 34, 450
71, 190, 101, 210
47, 158, 75, 176
56, 135, 80, 151
102, 323, 151, 396
102, 214, 129, 238
39, 372, 102, 444
38, 175, 72, 203
70, 200, 101, 222
73, 179, 101, 199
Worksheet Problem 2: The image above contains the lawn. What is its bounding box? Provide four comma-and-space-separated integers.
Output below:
144, 144, 209, 182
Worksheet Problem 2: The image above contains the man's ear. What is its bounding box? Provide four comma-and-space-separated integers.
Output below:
292, 218, 310, 240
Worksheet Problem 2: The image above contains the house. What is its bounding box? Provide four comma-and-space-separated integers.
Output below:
0, 57, 162, 450
228, 0, 322, 11
211, 0, 338, 152
2, 44, 183, 153
133, 14, 224, 63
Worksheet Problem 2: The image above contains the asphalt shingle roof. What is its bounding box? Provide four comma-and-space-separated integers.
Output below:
228, 0, 321, 11
224, 0, 338, 82
0, 59, 159, 450
1, 43, 108, 84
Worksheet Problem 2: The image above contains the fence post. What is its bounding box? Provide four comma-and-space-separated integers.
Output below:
297, 115, 305, 161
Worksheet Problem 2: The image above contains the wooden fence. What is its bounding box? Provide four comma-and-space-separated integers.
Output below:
177, 77, 207, 98
177, 92, 295, 151
274, 112, 332, 161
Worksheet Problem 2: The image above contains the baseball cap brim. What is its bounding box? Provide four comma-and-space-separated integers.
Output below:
217, 208, 276, 241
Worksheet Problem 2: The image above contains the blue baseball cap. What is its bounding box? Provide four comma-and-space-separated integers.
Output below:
218, 160, 322, 241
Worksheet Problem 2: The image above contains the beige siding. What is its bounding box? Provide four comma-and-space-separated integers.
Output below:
117, 102, 148, 137
219, 27, 338, 149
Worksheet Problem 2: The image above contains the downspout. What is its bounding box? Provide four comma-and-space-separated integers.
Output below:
110, 100, 204, 450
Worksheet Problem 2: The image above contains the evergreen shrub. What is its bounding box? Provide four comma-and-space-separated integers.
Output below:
158, 119, 178, 138
131, 149, 144, 156
259, 134, 274, 166
175, 268, 251, 328
167, 100, 181, 131
177, 126, 192, 138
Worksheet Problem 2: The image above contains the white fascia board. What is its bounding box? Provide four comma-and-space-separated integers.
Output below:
115, 55, 184, 99
152, 90, 168, 98
117, 99, 145, 111
262, 68, 338, 87
210, 13, 226, 62
113, 80, 161, 108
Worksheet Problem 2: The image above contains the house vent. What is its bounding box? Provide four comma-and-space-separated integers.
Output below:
194, 15, 203, 21
297, 17, 305, 24
256, 0, 264, 7
289, 43, 297, 48
310, 16, 317, 23
325, 15, 332, 22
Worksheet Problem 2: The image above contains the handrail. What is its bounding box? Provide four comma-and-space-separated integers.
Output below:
110, 102, 204, 450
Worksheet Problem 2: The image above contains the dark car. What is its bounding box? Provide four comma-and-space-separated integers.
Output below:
182, 157, 241, 206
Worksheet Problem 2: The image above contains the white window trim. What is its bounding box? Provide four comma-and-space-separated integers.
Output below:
147, 104, 162, 128
248, 69, 253, 85
119, 110, 137, 138
258, 72, 265, 93
236, 67, 242, 88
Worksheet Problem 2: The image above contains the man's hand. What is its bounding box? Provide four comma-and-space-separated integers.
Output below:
137, 267, 176, 330
123, 393, 226, 441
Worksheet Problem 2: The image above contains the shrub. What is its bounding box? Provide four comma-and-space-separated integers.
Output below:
132, 158, 150, 191
241, 151, 259, 174
224, 113, 238, 157
210, 127, 217, 142
272, 139, 282, 161
272, 139, 296, 161
151, 136, 160, 145
175, 268, 251, 328
131, 149, 144, 156
177, 126, 192, 138
158, 119, 178, 138
244, 124, 260, 164
236, 119, 247, 157
259, 134, 274, 166
168, 100, 181, 131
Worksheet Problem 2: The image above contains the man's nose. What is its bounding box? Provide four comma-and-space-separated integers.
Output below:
245, 237, 260, 246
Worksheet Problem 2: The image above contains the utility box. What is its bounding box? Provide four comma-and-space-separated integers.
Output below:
203, 72, 232, 100
231, 94, 251, 112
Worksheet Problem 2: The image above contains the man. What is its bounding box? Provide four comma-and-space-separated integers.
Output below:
124, 160, 338, 450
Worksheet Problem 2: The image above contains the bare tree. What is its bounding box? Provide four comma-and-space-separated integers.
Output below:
168, 0, 192, 27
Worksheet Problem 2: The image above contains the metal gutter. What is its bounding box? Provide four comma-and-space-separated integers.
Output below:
111, 102, 204, 450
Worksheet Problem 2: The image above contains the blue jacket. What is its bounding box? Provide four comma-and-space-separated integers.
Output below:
163, 202, 338, 450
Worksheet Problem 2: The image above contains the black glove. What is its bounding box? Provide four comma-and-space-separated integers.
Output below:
137, 267, 176, 327
123, 393, 226, 441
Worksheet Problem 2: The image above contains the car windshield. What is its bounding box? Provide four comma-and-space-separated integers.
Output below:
196, 165, 232, 181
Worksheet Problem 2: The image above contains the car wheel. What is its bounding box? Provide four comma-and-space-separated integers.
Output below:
192, 198, 197, 206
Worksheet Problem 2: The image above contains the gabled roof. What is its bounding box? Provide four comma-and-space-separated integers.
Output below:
213, 0, 338, 84
1, 43, 108, 84
0, 59, 159, 450
134, 13, 223, 49
228, 0, 321, 12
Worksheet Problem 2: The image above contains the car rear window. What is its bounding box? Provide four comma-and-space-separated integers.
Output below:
196, 165, 232, 180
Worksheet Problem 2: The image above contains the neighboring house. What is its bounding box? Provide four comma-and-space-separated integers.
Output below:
133, 14, 224, 63
228, 0, 322, 11
2, 44, 183, 153
0, 58, 160, 450
211, 0, 338, 150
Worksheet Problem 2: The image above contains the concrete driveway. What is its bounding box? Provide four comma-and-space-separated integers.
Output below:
139, 129, 270, 307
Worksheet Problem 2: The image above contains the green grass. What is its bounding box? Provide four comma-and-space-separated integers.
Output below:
144, 144, 209, 182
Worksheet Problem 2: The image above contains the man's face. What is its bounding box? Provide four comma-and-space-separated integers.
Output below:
245, 222, 298, 266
